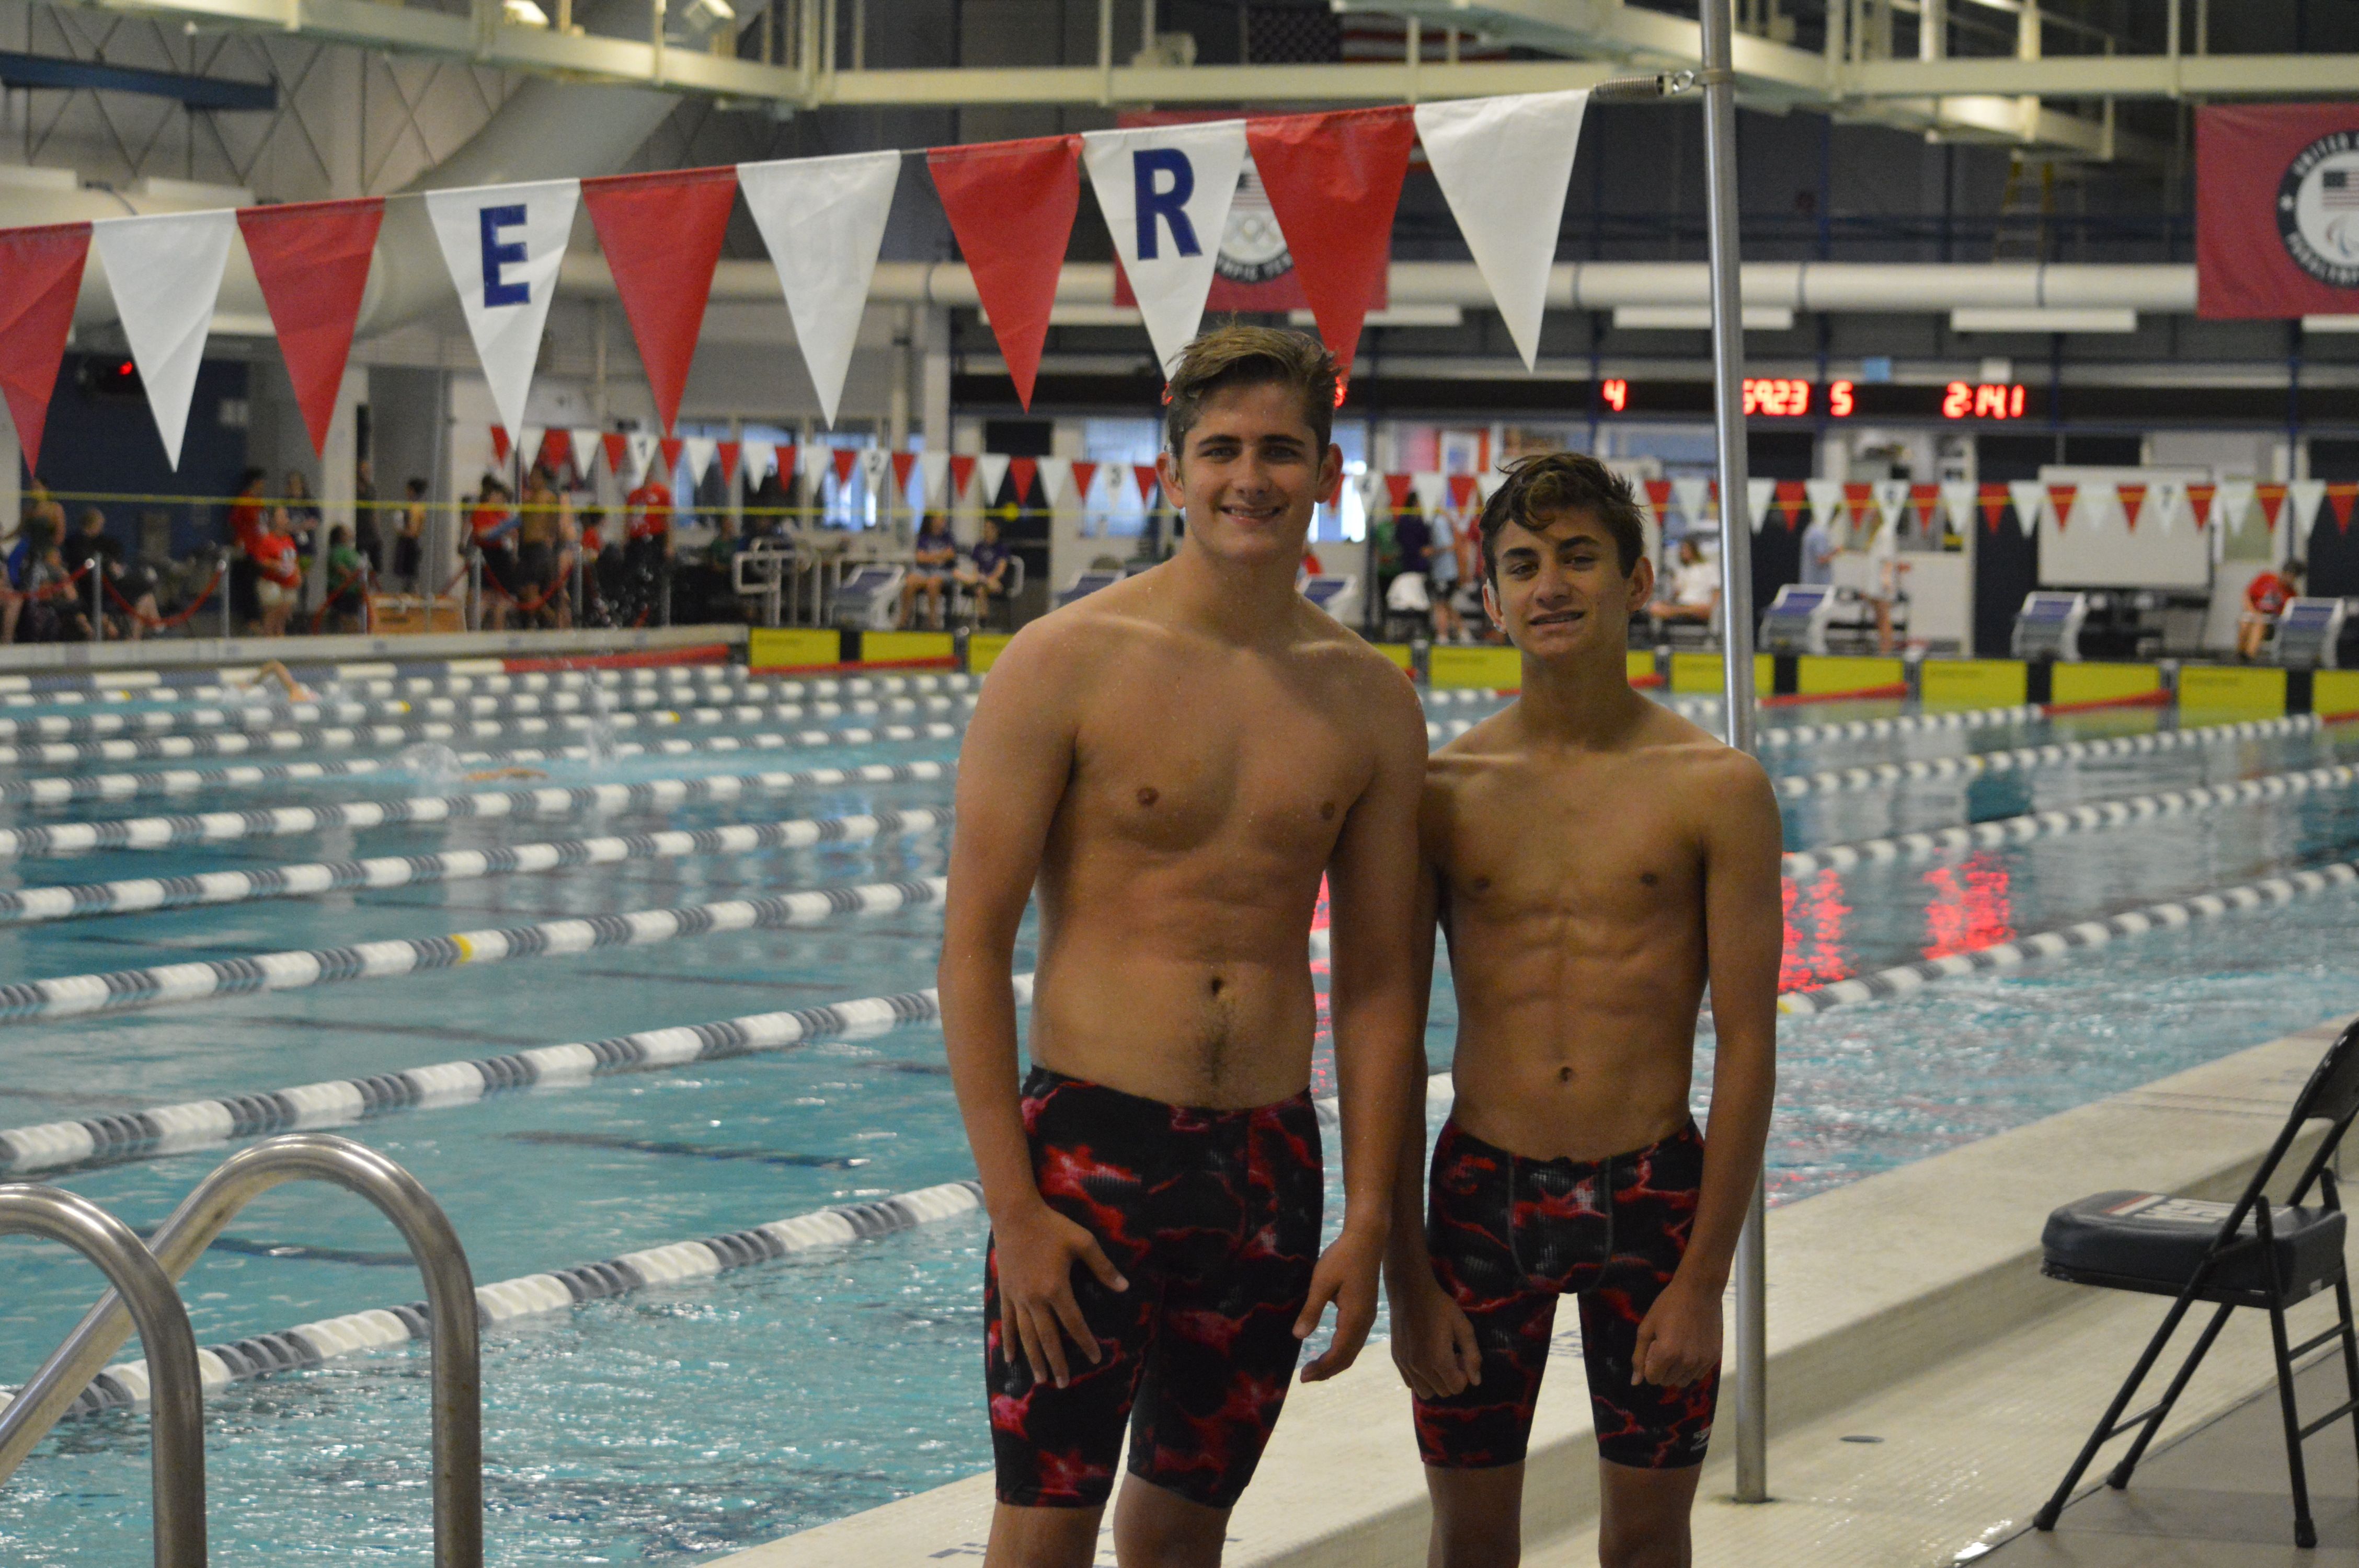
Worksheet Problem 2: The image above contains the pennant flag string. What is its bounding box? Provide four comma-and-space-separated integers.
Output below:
928, 135, 1082, 411
739, 151, 901, 429
0, 222, 90, 476
1246, 106, 1415, 379
93, 209, 237, 471
425, 178, 579, 440
236, 198, 384, 460
581, 166, 737, 438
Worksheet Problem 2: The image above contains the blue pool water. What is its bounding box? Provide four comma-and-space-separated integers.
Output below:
1, 679, 2357, 1562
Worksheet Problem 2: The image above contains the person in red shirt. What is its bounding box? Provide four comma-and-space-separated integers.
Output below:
625, 475, 674, 549
468, 476, 519, 629
246, 503, 301, 637
2239, 557, 2304, 661
226, 468, 268, 556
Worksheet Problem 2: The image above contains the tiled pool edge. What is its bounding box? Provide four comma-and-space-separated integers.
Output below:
728, 1013, 2353, 1568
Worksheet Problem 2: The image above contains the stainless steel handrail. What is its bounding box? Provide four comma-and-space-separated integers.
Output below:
0, 1184, 207, 1567
0, 1136, 480, 1567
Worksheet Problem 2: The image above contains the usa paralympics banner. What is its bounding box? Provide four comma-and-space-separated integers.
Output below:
2198, 102, 2359, 319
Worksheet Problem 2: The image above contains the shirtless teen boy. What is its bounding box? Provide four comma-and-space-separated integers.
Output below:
941, 326, 1430, 1568
1386, 453, 1782, 1568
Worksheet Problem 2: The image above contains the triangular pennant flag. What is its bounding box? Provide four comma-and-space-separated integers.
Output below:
739, 152, 900, 428
1874, 479, 1912, 533
490, 425, 513, 464
237, 198, 383, 459
2327, 482, 2359, 534
929, 136, 1081, 410
1940, 480, 1976, 537
860, 447, 894, 508
2255, 482, 2288, 531
1842, 481, 1877, 527
624, 431, 659, 486
1673, 477, 1712, 529
1776, 480, 1811, 532
891, 451, 920, 500
535, 427, 570, 475
2216, 480, 2256, 535
1448, 472, 1481, 514
741, 438, 775, 483
571, 428, 603, 478
1082, 120, 1249, 374
2185, 482, 2217, 528
518, 426, 546, 479
716, 440, 741, 487
2287, 480, 2325, 550
800, 445, 834, 484
600, 431, 628, 475
1412, 90, 1589, 370
831, 447, 861, 489
1134, 464, 1162, 506
1246, 106, 1414, 378
949, 453, 978, 501
1411, 471, 1449, 518
975, 452, 1011, 504
1036, 455, 1072, 507
2117, 482, 2149, 533
1007, 455, 1039, 504
2149, 478, 2184, 536
0, 223, 88, 475
1805, 478, 1845, 530
580, 168, 736, 436
426, 180, 579, 439
1068, 459, 1099, 505
2045, 484, 2078, 531
659, 435, 685, 477
1357, 469, 1390, 515
1746, 478, 1774, 534
1976, 482, 2010, 534
2009, 480, 2047, 537
1641, 478, 1675, 525
1906, 482, 1941, 534
93, 209, 237, 470
1384, 472, 1416, 513
920, 452, 951, 507
681, 436, 717, 485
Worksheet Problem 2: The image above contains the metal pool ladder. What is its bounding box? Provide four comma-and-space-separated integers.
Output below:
0, 1133, 484, 1567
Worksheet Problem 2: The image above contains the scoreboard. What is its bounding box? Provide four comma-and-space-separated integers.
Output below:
1598, 377, 2035, 421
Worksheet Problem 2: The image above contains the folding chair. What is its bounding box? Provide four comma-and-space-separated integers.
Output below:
2033, 1016, 2359, 1548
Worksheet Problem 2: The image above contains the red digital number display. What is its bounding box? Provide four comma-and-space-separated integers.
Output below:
1943, 382, 2027, 420
1828, 380, 1855, 417
1601, 377, 1629, 412
1742, 378, 1811, 417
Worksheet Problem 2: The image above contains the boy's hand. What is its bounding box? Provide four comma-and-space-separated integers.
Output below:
1296, 1226, 1384, 1382
1631, 1276, 1724, 1389
1388, 1274, 1482, 1401
994, 1201, 1128, 1390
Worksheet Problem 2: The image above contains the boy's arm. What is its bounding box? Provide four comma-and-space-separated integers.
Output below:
1632, 752, 1782, 1390
1297, 663, 1429, 1382
938, 628, 1128, 1390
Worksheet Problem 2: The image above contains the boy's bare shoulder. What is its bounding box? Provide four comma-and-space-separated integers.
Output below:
978, 585, 1160, 690
1635, 704, 1779, 816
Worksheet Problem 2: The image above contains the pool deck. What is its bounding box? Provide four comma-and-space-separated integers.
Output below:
726, 1013, 2356, 1568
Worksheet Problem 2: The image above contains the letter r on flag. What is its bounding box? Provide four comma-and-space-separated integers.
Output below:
1132, 148, 1200, 261
479, 204, 530, 307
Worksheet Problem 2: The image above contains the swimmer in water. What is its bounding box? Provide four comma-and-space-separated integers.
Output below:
237, 659, 318, 704
940, 326, 1427, 1567
1385, 453, 1781, 1568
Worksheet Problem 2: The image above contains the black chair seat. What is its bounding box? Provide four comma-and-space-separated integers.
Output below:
2043, 1190, 2348, 1303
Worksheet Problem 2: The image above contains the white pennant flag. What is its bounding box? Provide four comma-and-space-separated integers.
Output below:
860, 447, 894, 510
624, 431, 659, 487
1035, 456, 1073, 508
2149, 478, 2183, 536
738, 151, 900, 428
920, 452, 952, 508
801, 445, 834, 487
426, 179, 580, 439
1358, 469, 1392, 516
1873, 479, 1912, 534
518, 426, 545, 478
1939, 480, 1976, 537
1082, 121, 1248, 374
1672, 478, 1713, 531
92, 210, 237, 470
570, 428, 603, 479
1411, 471, 1449, 518
2288, 479, 2327, 552
1804, 479, 1846, 532
681, 436, 718, 485
2008, 481, 2047, 537
1413, 91, 1588, 372
974, 452, 1012, 506
1746, 478, 1774, 534
2215, 480, 2257, 537
740, 439, 776, 484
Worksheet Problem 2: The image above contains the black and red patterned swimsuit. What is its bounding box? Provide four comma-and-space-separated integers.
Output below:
1413, 1116, 1716, 1471
986, 1067, 1323, 1510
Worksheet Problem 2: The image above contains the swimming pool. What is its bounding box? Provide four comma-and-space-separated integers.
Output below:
3, 665, 2358, 1562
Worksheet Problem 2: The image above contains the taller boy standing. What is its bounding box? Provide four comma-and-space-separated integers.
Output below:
1388, 454, 1781, 1568
941, 327, 1430, 1568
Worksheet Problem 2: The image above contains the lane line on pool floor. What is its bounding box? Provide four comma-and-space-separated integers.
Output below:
1773, 713, 2350, 797
2, 1177, 990, 1422
0, 807, 952, 924
0, 759, 955, 860
0, 693, 981, 770
1782, 759, 2359, 875
0, 871, 957, 1028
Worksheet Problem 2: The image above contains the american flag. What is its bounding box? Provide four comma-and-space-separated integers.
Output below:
2324, 169, 2359, 209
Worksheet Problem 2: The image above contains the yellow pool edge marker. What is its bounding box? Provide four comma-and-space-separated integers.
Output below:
2049, 662, 2161, 707
1794, 655, 1906, 696
746, 628, 839, 672
2178, 663, 2286, 718
1920, 659, 2028, 709
1670, 651, 1774, 695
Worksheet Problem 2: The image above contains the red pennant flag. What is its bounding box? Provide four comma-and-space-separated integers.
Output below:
1843, 481, 1876, 524
776, 447, 797, 490
1385, 472, 1416, 511
1069, 459, 1098, 502
1908, 483, 1940, 531
2186, 482, 2217, 528
1775, 481, 1810, 531
927, 135, 1082, 411
949, 454, 978, 499
1644, 479, 1673, 518
580, 167, 738, 436
490, 425, 512, 464
891, 451, 919, 495
601, 432, 628, 475
1008, 456, 1038, 503
2046, 485, 2077, 531
0, 222, 90, 475
1244, 107, 1414, 379
535, 428, 570, 474
832, 447, 859, 487
1135, 464, 1162, 505
2256, 482, 2288, 528
659, 436, 684, 476
2116, 483, 2148, 531
1977, 482, 2010, 533
2328, 482, 2359, 534
1447, 473, 1480, 512
236, 198, 383, 460
716, 441, 740, 486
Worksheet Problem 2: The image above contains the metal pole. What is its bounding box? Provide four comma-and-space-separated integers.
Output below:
1698, 0, 1769, 1505
220, 545, 234, 642
88, 560, 101, 644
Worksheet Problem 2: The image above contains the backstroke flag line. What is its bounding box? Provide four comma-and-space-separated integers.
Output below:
92, 209, 237, 470
1414, 90, 1591, 371
581, 167, 737, 437
0, 222, 89, 475
237, 197, 384, 459
1247, 107, 1415, 378
740, 150, 902, 429
927, 135, 1081, 411
427, 178, 580, 439
1083, 119, 1248, 374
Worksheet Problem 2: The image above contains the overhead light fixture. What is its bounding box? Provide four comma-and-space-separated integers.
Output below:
503, 0, 549, 25
1952, 307, 2137, 333
1613, 305, 1795, 331
2303, 315, 2359, 334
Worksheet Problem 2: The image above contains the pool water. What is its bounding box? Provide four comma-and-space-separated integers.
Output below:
1, 677, 2356, 1562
